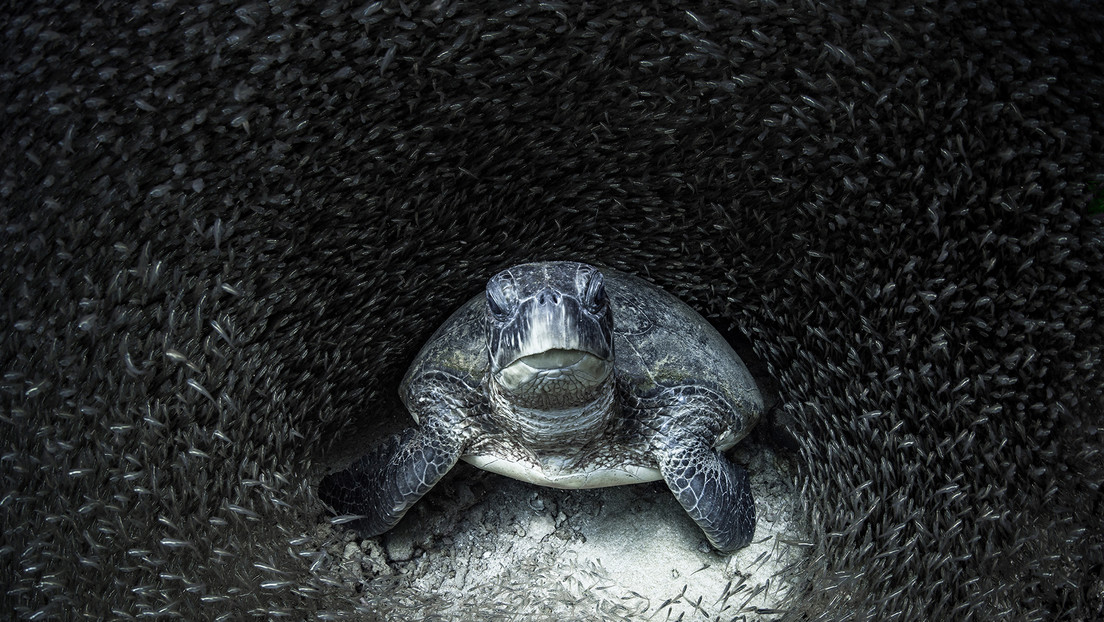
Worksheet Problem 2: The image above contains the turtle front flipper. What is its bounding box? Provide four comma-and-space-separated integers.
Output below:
655, 436, 755, 552
318, 417, 464, 538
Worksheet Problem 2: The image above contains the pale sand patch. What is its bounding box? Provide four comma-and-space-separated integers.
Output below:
312, 440, 808, 621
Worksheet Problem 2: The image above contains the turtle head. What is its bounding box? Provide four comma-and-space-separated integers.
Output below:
485, 262, 614, 410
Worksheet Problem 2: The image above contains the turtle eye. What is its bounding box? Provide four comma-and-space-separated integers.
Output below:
583, 272, 608, 314
486, 276, 515, 321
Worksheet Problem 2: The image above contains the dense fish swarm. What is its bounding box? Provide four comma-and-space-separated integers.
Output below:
2, 0, 1102, 620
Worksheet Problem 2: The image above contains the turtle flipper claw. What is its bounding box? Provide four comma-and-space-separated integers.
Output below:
318, 420, 462, 537
656, 438, 755, 552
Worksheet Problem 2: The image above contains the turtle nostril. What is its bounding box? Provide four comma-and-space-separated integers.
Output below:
537, 289, 560, 305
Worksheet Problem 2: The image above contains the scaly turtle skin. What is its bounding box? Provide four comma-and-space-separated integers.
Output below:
319, 261, 764, 551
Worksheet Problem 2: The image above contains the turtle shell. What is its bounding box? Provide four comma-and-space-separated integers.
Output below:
401, 266, 762, 448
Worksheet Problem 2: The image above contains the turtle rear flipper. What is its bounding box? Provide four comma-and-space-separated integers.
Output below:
318, 420, 463, 537
655, 437, 755, 552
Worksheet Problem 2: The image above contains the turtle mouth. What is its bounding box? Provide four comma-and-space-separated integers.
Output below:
517, 348, 587, 369
495, 348, 612, 397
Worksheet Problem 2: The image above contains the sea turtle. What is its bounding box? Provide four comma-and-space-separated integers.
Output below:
319, 261, 764, 551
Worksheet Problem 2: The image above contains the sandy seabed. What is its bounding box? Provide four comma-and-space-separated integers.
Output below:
311, 440, 805, 621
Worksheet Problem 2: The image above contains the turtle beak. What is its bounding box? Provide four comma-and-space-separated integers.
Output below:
496, 348, 612, 392
489, 290, 613, 373
487, 284, 614, 408
516, 348, 587, 369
